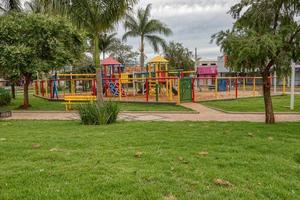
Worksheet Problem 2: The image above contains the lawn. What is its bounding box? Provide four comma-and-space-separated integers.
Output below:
1, 94, 190, 112
0, 121, 299, 199
202, 95, 300, 113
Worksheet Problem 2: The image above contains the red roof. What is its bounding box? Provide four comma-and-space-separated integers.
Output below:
102, 57, 121, 66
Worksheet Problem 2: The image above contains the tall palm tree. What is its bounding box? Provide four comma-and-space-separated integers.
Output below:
98, 32, 118, 60
53, 0, 137, 102
0, 0, 21, 12
122, 4, 172, 72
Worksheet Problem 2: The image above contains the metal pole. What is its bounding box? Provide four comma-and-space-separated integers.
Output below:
290, 62, 295, 110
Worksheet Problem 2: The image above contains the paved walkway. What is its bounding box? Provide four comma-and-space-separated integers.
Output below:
6, 103, 300, 122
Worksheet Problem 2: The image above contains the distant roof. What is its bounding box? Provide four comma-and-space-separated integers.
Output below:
148, 55, 169, 63
102, 56, 121, 66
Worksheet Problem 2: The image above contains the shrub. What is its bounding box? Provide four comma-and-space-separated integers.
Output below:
0, 88, 11, 106
79, 101, 120, 125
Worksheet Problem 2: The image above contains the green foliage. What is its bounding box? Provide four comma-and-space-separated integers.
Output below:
109, 39, 139, 65
98, 32, 118, 58
0, 12, 85, 75
123, 3, 172, 68
212, 0, 300, 75
0, 12, 85, 107
79, 101, 120, 125
164, 41, 195, 71
0, 88, 11, 106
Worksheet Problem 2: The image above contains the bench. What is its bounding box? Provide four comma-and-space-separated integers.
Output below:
64, 95, 96, 111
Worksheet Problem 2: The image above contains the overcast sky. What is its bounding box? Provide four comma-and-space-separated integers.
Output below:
117, 0, 239, 60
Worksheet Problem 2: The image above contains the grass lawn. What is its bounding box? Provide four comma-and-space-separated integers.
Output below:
1, 121, 299, 199
202, 95, 300, 113
1, 94, 190, 112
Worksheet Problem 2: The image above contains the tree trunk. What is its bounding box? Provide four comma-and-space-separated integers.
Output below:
140, 36, 145, 72
11, 83, 16, 99
103, 51, 105, 60
94, 34, 104, 103
262, 72, 275, 124
23, 74, 32, 109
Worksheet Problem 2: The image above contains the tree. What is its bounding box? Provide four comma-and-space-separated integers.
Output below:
212, 0, 300, 124
164, 42, 195, 71
0, 12, 85, 108
98, 32, 118, 60
109, 39, 139, 65
123, 4, 172, 72
53, 0, 137, 102
0, 0, 21, 12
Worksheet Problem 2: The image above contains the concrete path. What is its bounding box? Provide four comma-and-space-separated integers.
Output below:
6, 103, 300, 122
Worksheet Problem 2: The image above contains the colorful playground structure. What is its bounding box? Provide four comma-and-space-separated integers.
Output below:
34, 55, 291, 104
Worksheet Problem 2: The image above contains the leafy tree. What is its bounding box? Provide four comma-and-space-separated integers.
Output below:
98, 32, 118, 60
0, 0, 21, 12
53, 0, 137, 102
123, 4, 172, 72
164, 42, 195, 71
0, 12, 85, 108
212, 0, 300, 124
109, 40, 139, 65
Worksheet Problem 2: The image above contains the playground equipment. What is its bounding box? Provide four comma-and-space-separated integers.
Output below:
33, 55, 289, 104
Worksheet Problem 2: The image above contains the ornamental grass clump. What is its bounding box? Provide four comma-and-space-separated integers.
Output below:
79, 101, 119, 125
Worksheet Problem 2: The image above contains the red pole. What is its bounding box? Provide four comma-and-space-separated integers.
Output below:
41, 81, 45, 96
146, 78, 149, 102
235, 78, 238, 99
92, 79, 96, 95
35, 81, 39, 95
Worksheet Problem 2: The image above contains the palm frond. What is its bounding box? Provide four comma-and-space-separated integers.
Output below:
145, 35, 167, 53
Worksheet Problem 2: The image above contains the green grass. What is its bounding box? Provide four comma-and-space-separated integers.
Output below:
202, 95, 300, 113
1, 121, 299, 199
1, 94, 190, 112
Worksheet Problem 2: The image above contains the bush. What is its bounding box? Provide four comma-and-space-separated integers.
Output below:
0, 88, 11, 106
79, 101, 120, 125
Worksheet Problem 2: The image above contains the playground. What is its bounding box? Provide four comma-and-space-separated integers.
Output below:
32, 56, 295, 106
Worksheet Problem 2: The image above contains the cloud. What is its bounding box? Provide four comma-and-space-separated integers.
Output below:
119, 0, 239, 60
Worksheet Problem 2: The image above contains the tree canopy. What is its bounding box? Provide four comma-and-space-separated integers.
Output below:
213, 0, 300, 123
164, 42, 194, 71
0, 12, 85, 108
123, 4, 172, 71
109, 40, 139, 65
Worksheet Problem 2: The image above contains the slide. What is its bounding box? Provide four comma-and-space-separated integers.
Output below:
172, 87, 178, 95
108, 81, 125, 97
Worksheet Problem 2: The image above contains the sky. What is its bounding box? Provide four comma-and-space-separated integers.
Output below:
117, 0, 239, 60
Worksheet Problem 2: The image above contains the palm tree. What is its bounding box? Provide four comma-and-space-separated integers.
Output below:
122, 4, 172, 72
0, 0, 21, 12
53, 0, 137, 102
98, 32, 118, 60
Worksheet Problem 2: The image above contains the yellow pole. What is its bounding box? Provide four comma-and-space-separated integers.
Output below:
71, 80, 75, 95
283, 77, 286, 94
215, 77, 218, 98
45, 79, 48, 97
253, 78, 256, 96
119, 78, 122, 100
243, 78, 246, 92
177, 79, 180, 104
